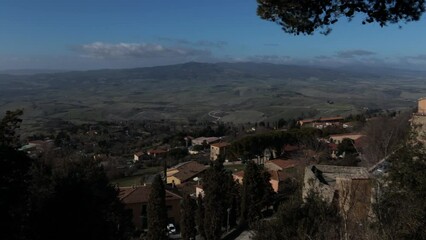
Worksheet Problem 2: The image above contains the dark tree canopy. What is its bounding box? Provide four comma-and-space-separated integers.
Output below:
0, 109, 23, 148
27, 159, 133, 240
0, 146, 32, 240
253, 191, 341, 240
180, 195, 197, 240
257, 0, 425, 35
241, 161, 273, 224
202, 161, 237, 240
147, 175, 167, 240
196, 194, 206, 239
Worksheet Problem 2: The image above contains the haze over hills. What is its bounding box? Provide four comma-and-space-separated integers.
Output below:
1, 62, 424, 132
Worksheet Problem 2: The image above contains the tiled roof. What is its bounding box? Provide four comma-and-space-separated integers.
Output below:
134, 151, 144, 157
267, 159, 300, 170
299, 116, 343, 124
318, 116, 344, 121
210, 142, 231, 148
168, 161, 208, 182
232, 170, 244, 178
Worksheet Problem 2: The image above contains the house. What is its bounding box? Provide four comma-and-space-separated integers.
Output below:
191, 137, 220, 146
195, 185, 205, 198
166, 161, 208, 186
147, 148, 168, 158
264, 159, 301, 172
329, 133, 365, 144
119, 185, 182, 230
210, 142, 231, 161
232, 169, 289, 193
18, 139, 54, 157
269, 170, 288, 192
133, 151, 144, 162
297, 116, 344, 127
232, 170, 244, 184
303, 165, 371, 215
418, 97, 426, 115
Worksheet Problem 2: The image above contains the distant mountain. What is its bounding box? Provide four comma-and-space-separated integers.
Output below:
25, 61, 366, 83
0, 69, 70, 75
335, 65, 426, 78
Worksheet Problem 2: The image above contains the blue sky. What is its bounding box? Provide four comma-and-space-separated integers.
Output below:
1, 0, 426, 70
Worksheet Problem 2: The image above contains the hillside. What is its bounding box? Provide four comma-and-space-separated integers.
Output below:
1, 62, 425, 131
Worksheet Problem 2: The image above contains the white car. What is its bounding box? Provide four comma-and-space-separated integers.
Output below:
167, 223, 176, 235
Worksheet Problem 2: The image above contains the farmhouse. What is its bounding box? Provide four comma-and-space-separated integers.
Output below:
297, 116, 344, 127
119, 186, 182, 230
192, 136, 220, 146
146, 148, 168, 158
166, 161, 207, 186
329, 133, 365, 144
264, 159, 302, 171
210, 142, 231, 161
232, 169, 289, 193
133, 151, 144, 162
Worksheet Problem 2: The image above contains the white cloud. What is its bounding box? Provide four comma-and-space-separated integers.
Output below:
157, 37, 227, 48
76, 42, 211, 59
246, 54, 292, 63
335, 50, 376, 58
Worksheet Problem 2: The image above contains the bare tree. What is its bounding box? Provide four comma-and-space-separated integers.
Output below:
361, 112, 410, 167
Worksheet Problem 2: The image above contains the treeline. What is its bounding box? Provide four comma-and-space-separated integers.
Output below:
229, 128, 321, 160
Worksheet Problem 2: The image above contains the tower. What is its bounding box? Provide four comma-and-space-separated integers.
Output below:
418, 97, 426, 115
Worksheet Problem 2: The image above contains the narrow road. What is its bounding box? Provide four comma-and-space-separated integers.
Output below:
208, 110, 222, 121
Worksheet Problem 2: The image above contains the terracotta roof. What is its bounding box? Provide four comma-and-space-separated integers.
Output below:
210, 142, 231, 148
232, 170, 244, 178
318, 116, 344, 122
168, 161, 207, 183
267, 159, 300, 170
192, 137, 220, 145
134, 151, 144, 157
119, 186, 182, 204
299, 116, 343, 124
298, 119, 315, 124
118, 187, 136, 200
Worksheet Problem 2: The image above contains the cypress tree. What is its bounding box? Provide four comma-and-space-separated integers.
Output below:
202, 161, 227, 240
147, 175, 167, 240
241, 161, 273, 224
196, 194, 206, 239
180, 195, 197, 240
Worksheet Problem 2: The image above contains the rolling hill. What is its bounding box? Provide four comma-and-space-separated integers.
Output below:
0, 62, 424, 132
